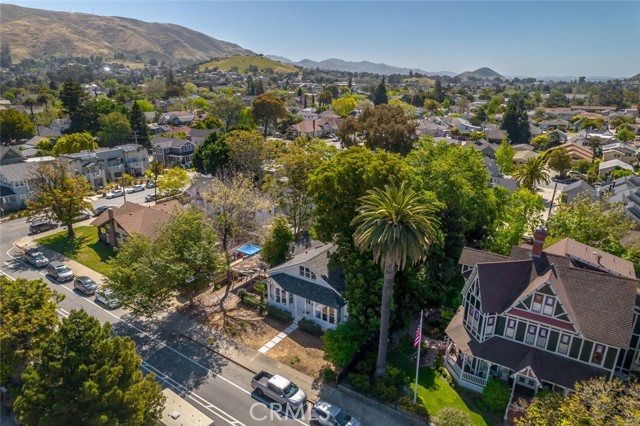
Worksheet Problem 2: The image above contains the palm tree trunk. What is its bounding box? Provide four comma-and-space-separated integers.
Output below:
375, 258, 396, 378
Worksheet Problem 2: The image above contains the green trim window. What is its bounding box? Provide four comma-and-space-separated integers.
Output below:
506, 318, 517, 338
558, 333, 571, 355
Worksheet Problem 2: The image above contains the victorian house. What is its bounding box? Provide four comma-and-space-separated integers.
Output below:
445, 228, 640, 401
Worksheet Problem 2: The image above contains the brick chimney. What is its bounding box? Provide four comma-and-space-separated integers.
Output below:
531, 226, 548, 258
107, 208, 118, 248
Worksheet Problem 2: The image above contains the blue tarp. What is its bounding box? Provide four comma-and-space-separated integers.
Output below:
236, 243, 261, 256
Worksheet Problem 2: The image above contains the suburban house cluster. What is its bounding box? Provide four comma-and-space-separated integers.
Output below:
444, 227, 640, 408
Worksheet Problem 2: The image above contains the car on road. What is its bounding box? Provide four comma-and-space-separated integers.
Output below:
94, 205, 117, 216
95, 287, 121, 309
73, 210, 92, 222
126, 184, 145, 194
74, 276, 99, 295
310, 400, 360, 426
106, 189, 124, 199
145, 181, 156, 189
29, 221, 58, 234
251, 371, 307, 409
47, 261, 74, 283
145, 193, 161, 202
23, 248, 49, 268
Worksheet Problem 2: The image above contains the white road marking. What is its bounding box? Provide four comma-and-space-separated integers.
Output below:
3, 244, 309, 426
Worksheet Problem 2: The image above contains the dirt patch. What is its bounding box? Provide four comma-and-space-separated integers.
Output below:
267, 329, 332, 380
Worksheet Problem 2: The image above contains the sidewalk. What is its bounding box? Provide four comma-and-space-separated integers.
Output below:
15, 237, 411, 426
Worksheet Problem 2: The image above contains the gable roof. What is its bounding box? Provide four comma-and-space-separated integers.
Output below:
459, 241, 637, 349
270, 273, 346, 309
268, 243, 345, 293
90, 201, 181, 240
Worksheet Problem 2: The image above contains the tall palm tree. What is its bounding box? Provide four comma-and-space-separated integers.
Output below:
148, 160, 163, 196
22, 97, 38, 121
512, 156, 550, 190
351, 182, 440, 377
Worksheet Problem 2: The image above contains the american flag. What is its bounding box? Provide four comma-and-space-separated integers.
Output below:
414, 324, 421, 348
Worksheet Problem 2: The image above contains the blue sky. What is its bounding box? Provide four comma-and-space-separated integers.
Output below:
5, 1, 640, 77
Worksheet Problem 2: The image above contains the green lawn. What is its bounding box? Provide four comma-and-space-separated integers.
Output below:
388, 337, 500, 426
36, 226, 115, 275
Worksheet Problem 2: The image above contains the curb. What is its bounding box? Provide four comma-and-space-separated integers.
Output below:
170, 327, 320, 405
337, 384, 427, 426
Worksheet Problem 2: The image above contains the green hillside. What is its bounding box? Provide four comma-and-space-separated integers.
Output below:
199, 55, 298, 74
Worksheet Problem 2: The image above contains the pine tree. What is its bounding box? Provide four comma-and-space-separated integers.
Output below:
129, 101, 150, 146
373, 76, 388, 105
434, 79, 445, 103
501, 93, 532, 145
0, 43, 12, 68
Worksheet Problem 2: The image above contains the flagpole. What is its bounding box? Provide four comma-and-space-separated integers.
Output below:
413, 309, 423, 404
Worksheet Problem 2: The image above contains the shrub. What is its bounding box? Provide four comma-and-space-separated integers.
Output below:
298, 318, 323, 335
290, 355, 300, 365
267, 305, 293, 323
373, 366, 408, 402
398, 396, 430, 418
322, 320, 370, 368
431, 407, 472, 426
321, 366, 336, 383
354, 352, 376, 375
347, 372, 370, 394
482, 378, 511, 413
237, 289, 247, 302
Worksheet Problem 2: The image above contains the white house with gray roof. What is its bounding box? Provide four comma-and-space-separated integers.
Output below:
266, 244, 347, 330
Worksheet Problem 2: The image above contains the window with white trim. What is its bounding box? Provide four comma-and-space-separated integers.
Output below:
543, 296, 556, 316
506, 319, 516, 338
273, 287, 286, 304
558, 334, 571, 355
536, 327, 548, 348
314, 304, 336, 324
467, 305, 475, 326
485, 316, 495, 336
473, 310, 480, 332
591, 344, 605, 365
532, 294, 543, 313
299, 266, 316, 280
525, 324, 537, 345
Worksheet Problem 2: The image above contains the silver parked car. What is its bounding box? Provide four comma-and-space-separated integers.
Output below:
95, 288, 121, 309
106, 189, 124, 199
74, 276, 99, 295
310, 400, 360, 426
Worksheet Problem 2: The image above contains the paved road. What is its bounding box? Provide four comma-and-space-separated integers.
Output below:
0, 199, 314, 426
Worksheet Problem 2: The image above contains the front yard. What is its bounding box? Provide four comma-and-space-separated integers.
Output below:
36, 226, 114, 275
190, 282, 332, 381
388, 336, 500, 426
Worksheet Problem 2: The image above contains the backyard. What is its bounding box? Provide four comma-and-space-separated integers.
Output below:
388, 336, 501, 426
36, 226, 114, 275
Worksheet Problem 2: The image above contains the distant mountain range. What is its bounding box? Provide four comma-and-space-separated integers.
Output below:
0, 4, 253, 64
267, 55, 456, 76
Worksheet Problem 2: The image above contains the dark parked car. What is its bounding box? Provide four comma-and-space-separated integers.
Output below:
94, 205, 117, 216
145, 193, 161, 202
145, 181, 156, 189
29, 221, 58, 234
74, 276, 99, 295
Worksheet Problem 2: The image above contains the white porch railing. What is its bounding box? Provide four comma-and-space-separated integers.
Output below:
462, 371, 487, 387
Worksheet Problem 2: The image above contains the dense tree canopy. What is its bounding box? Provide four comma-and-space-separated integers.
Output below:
192, 131, 229, 175
52, 132, 97, 155
546, 147, 572, 177
157, 166, 189, 195
129, 100, 150, 146
224, 129, 269, 177
27, 159, 93, 239
98, 111, 133, 147
14, 310, 165, 425
211, 95, 245, 131
332, 96, 357, 118
358, 104, 418, 155
261, 215, 294, 267
252, 92, 287, 136
0, 276, 63, 386
0, 108, 35, 144
495, 138, 516, 174
501, 93, 531, 144
308, 147, 412, 247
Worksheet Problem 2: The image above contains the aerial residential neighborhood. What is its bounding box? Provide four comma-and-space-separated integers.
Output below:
1, 2, 639, 426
